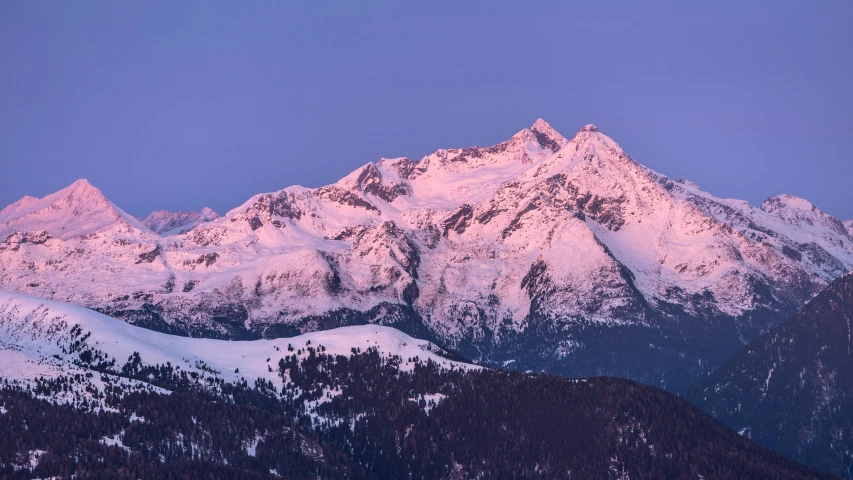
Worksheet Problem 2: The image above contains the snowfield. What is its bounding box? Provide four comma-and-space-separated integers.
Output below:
0, 291, 475, 396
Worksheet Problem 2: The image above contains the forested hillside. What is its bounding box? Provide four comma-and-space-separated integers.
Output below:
1, 346, 832, 479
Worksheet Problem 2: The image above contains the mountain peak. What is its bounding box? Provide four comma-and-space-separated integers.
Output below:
530, 118, 556, 134
63, 178, 109, 201
761, 194, 817, 214
70, 178, 94, 189
0, 179, 147, 239
564, 123, 623, 156
776, 194, 815, 211
527, 118, 568, 152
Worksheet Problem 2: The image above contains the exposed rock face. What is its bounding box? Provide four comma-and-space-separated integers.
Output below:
1, 119, 852, 390
139, 207, 218, 236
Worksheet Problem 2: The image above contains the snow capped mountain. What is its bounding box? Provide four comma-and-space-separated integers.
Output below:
845, 220, 853, 236
673, 185, 853, 283
1, 119, 850, 389
139, 207, 218, 236
0, 179, 151, 240
0, 291, 471, 397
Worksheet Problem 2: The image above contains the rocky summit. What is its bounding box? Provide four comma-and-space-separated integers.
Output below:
2, 120, 852, 390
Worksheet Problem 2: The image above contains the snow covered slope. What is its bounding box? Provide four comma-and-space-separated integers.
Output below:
139, 207, 218, 236
0, 291, 471, 397
0, 179, 152, 240
670, 185, 853, 284
845, 220, 853, 236
1, 119, 851, 389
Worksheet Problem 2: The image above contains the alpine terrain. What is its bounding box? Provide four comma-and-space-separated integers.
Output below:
0, 293, 832, 479
139, 208, 219, 236
1, 120, 852, 390
684, 272, 853, 478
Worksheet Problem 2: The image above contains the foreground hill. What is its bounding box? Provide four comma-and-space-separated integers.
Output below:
2, 120, 852, 390
0, 292, 469, 394
0, 294, 832, 479
684, 273, 853, 478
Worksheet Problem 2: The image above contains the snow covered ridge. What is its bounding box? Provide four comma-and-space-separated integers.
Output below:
1, 119, 852, 389
0, 291, 474, 402
0, 179, 153, 240
139, 207, 218, 236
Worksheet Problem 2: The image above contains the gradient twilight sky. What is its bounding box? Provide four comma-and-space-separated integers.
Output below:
1, 1, 851, 220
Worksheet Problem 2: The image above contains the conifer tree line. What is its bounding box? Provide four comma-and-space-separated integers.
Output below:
0, 343, 834, 479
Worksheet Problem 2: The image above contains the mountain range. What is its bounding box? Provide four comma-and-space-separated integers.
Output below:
1, 120, 851, 390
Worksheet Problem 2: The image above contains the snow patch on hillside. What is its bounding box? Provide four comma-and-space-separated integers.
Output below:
0, 292, 476, 396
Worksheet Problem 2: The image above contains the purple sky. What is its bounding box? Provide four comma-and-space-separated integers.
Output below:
1, 2, 851, 220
